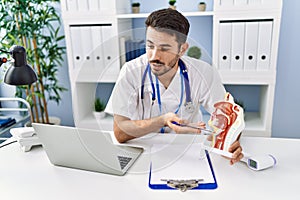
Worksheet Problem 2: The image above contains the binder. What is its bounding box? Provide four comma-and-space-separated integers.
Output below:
244, 21, 259, 71
99, 0, 113, 12
77, 0, 88, 11
125, 39, 132, 61
70, 26, 83, 69
257, 21, 273, 71
220, 0, 234, 6
91, 26, 104, 68
0, 117, 16, 128
119, 36, 127, 66
218, 22, 232, 70
248, 0, 262, 5
235, 0, 248, 6
231, 22, 245, 70
149, 143, 217, 191
80, 26, 93, 68
88, 0, 99, 11
66, 0, 78, 11
135, 40, 145, 58
101, 24, 119, 79
101, 25, 116, 67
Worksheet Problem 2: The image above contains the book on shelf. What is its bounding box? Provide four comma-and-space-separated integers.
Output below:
0, 116, 16, 128
121, 38, 146, 63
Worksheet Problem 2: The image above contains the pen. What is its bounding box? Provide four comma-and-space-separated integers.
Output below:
171, 121, 215, 135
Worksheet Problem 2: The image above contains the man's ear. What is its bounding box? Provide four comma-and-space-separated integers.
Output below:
179, 43, 189, 56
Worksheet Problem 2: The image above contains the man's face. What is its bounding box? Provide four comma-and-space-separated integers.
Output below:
146, 27, 181, 76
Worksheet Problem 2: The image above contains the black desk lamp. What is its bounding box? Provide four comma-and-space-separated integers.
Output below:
0, 45, 37, 86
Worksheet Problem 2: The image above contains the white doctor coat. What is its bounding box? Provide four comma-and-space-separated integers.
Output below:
105, 54, 225, 127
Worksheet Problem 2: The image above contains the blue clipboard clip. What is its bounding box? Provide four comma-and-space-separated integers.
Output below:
160, 179, 204, 192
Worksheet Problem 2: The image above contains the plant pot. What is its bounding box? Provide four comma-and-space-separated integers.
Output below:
169, 5, 176, 10
93, 111, 106, 120
198, 3, 206, 11
132, 6, 140, 13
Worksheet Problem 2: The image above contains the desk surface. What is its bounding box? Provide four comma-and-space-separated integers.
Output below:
1, 135, 300, 200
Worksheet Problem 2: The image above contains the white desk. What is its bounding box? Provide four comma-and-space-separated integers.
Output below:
1, 135, 300, 200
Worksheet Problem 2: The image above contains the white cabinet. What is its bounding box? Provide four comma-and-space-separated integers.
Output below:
213, 0, 282, 137
61, 0, 282, 137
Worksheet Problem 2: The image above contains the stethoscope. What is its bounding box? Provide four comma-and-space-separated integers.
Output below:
141, 59, 195, 124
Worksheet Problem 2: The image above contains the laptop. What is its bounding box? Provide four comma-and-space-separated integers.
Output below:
32, 123, 143, 176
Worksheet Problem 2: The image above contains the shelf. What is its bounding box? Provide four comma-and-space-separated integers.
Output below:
117, 11, 214, 19
219, 71, 276, 85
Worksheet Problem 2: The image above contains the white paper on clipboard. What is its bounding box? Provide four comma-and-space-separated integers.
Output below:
149, 143, 215, 185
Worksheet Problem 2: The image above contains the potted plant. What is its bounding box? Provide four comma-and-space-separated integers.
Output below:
131, 2, 140, 13
198, 2, 206, 11
94, 98, 106, 119
187, 46, 202, 59
0, 0, 66, 124
169, 0, 176, 10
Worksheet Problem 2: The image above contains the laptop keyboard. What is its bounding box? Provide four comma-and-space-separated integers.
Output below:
117, 156, 132, 170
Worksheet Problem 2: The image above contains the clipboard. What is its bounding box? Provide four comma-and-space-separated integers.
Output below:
148, 143, 217, 191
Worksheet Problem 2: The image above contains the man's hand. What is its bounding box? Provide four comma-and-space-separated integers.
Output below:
228, 140, 243, 165
164, 113, 206, 134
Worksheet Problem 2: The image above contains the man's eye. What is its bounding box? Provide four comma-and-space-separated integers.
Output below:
147, 45, 154, 49
160, 48, 170, 52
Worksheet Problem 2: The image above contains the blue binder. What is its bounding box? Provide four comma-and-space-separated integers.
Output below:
0, 117, 16, 128
148, 143, 218, 191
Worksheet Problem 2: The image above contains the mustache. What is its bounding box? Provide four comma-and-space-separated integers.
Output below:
149, 60, 165, 65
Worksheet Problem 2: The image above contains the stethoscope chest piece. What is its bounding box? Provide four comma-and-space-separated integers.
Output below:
184, 101, 195, 113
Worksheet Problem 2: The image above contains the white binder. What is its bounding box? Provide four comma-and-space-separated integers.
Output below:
244, 21, 259, 71
66, 0, 78, 11
70, 26, 83, 69
88, 0, 100, 11
91, 26, 104, 68
235, 0, 248, 6
119, 36, 127, 67
77, 0, 89, 11
80, 26, 94, 68
101, 25, 118, 73
257, 21, 273, 71
231, 22, 245, 70
218, 22, 232, 70
220, 0, 234, 6
248, 0, 262, 5
99, 0, 113, 12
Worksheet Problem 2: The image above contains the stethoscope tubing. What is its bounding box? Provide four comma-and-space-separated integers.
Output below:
141, 59, 193, 118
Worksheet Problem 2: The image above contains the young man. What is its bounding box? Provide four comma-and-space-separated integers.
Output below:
106, 8, 243, 164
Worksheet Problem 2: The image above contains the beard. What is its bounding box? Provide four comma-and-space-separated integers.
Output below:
149, 55, 179, 77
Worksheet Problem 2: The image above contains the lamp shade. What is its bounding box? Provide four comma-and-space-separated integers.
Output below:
4, 45, 37, 85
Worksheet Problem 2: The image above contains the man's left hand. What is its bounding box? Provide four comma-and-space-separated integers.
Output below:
228, 140, 243, 165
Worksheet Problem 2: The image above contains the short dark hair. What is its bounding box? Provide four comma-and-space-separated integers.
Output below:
145, 8, 190, 44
